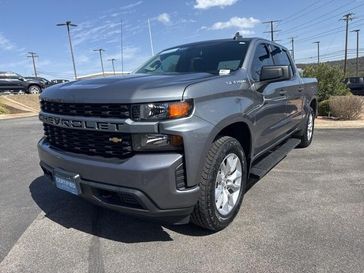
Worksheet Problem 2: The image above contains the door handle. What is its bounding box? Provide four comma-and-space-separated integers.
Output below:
298, 87, 304, 92
279, 89, 287, 96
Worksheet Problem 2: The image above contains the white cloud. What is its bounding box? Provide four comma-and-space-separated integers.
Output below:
119, 1, 143, 10
209, 17, 260, 30
157, 13, 171, 25
194, 0, 238, 9
0, 33, 15, 51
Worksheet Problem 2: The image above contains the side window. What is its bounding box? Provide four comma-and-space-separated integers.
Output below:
251, 44, 274, 81
271, 46, 294, 76
161, 54, 180, 72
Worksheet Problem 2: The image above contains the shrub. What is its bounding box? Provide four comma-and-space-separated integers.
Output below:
329, 96, 363, 120
318, 100, 330, 116
303, 64, 350, 102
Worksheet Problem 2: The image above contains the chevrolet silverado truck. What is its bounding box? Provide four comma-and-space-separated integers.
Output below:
38, 37, 318, 231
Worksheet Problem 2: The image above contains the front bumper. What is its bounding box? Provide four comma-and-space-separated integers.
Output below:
38, 138, 200, 222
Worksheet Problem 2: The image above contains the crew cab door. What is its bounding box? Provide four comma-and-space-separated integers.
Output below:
0, 72, 24, 91
271, 46, 304, 129
250, 43, 290, 155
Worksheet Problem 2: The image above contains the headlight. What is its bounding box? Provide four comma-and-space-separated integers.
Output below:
131, 100, 193, 121
132, 134, 183, 151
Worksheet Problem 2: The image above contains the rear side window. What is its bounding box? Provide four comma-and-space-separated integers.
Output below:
271, 46, 294, 76
251, 44, 274, 81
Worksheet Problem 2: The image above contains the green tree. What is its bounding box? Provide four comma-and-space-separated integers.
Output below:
303, 64, 350, 102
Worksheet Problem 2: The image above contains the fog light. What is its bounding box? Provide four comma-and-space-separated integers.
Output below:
132, 134, 183, 151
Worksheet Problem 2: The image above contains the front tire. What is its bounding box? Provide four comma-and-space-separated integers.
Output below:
27, 85, 41, 94
191, 136, 247, 231
297, 109, 315, 148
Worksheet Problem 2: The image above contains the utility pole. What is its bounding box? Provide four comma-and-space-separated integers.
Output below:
147, 18, 155, 55
342, 13, 354, 77
108, 58, 117, 75
57, 21, 78, 80
351, 29, 360, 77
120, 19, 124, 74
27, 52, 38, 78
290, 37, 295, 60
313, 41, 320, 64
93, 49, 105, 77
263, 20, 280, 41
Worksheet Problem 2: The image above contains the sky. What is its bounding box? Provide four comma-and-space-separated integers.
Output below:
0, 0, 363, 80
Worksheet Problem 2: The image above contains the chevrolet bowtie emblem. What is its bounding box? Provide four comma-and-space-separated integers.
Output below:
109, 137, 123, 143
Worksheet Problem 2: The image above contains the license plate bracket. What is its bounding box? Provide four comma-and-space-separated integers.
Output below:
53, 169, 81, 195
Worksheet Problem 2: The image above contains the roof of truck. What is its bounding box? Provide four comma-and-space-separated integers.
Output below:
162, 37, 287, 53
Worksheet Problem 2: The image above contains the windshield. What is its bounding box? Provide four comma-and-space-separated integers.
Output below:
136, 41, 250, 75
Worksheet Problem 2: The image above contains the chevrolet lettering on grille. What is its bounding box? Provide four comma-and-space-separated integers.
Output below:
39, 113, 125, 132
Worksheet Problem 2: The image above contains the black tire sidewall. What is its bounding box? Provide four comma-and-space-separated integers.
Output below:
299, 109, 315, 148
208, 138, 247, 227
28, 85, 40, 94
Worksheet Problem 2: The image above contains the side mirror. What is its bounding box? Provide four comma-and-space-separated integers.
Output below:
260, 65, 291, 82
18, 77, 25, 81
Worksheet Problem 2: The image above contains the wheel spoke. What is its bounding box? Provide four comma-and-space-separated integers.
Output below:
226, 156, 238, 174
215, 190, 224, 208
227, 182, 240, 192
228, 170, 241, 183
215, 152, 243, 216
227, 192, 234, 207
221, 190, 229, 212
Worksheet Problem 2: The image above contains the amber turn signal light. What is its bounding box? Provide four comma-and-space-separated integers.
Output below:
168, 101, 192, 119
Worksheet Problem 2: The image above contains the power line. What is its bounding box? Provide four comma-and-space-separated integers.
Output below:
263, 20, 280, 41
342, 13, 355, 77
281, 0, 336, 26
283, 1, 364, 37
27, 52, 39, 78
293, 20, 364, 44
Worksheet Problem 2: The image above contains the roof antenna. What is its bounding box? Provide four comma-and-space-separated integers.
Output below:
233, 32, 243, 40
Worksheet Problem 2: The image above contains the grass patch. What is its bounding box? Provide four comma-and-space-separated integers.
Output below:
0, 99, 10, 115
6, 94, 40, 111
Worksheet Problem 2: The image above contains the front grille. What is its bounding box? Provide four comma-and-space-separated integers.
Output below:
41, 101, 130, 119
44, 124, 132, 159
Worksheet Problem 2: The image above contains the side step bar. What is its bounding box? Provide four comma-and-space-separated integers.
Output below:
250, 138, 301, 179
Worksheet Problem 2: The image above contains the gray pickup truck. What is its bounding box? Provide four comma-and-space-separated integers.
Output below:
38, 37, 317, 231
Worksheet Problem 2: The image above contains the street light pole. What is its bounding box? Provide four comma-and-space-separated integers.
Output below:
147, 18, 155, 56
108, 58, 117, 75
313, 41, 320, 64
351, 29, 360, 77
57, 21, 78, 80
94, 49, 105, 77
27, 52, 38, 78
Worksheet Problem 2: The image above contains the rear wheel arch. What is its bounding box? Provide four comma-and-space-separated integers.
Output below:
309, 98, 318, 117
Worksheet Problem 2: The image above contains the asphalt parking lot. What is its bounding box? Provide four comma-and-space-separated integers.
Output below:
0, 117, 363, 273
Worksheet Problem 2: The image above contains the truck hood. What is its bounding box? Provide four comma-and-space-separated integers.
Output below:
41, 73, 216, 103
